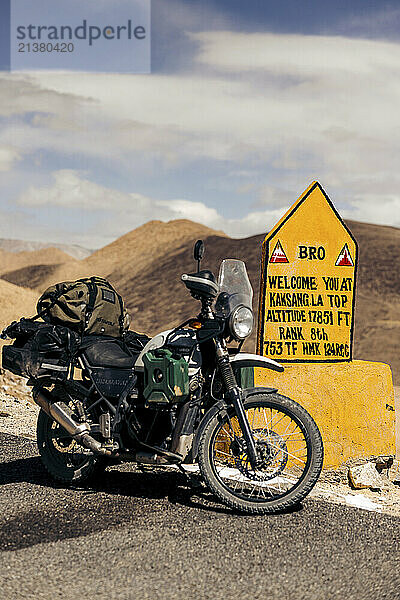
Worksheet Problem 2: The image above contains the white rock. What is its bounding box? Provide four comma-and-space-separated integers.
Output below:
344, 494, 382, 512
349, 462, 384, 490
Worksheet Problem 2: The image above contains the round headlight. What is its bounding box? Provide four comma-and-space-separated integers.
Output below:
230, 306, 253, 340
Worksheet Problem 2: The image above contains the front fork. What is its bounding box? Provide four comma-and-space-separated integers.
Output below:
215, 340, 259, 469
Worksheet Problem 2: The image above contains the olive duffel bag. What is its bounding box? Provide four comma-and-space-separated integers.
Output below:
36, 277, 130, 338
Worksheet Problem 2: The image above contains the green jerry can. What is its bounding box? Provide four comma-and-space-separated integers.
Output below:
142, 348, 189, 405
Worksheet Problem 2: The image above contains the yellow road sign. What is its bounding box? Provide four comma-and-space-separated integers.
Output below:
257, 182, 358, 362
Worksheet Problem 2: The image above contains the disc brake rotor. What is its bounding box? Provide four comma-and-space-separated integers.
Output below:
51, 423, 75, 452
231, 429, 288, 482
50, 402, 92, 464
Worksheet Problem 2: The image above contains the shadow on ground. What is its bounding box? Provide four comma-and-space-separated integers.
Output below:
0, 434, 303, 552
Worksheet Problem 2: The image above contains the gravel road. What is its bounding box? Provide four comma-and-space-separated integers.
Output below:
0, 432, 399, 600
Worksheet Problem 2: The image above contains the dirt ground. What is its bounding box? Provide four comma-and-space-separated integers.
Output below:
395, 387, 400, 456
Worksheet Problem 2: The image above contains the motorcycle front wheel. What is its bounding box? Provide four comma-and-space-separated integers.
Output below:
198, 393, 323, 514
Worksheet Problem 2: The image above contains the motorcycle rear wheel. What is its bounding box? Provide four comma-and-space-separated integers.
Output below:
198, 393, 323, 514
37, 408, 105, 485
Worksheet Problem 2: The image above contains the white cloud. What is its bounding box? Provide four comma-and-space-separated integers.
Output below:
192, 31, 400, 76
344, 194, 400, 228
18, 169, 132, 209
2, 29, 400, 236
158, 198, 286, 237
221, 207, 288, 238
22, 31, 400, 175
158, 199, 220, 224
0, 74, 92, 119
16, 170, 286, 243
256, 184, 294, 209
0, 146, 21, 171
18, 168, 400, 246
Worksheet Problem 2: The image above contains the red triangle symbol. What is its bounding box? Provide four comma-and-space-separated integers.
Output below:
335, 244, 354, 266
270, 240, 289, 264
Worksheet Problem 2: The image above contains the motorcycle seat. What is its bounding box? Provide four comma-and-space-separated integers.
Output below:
80, 336, 137, 369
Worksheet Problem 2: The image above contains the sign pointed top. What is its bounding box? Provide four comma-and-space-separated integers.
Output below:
257, 182, 358, 363
264, 181, 356, 245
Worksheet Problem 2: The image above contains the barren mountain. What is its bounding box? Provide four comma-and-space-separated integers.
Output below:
0, 263, 67, 290
0, 247, 73, 277
1, 220, 226, 292
344, 220, 400, 382
0, 218, 398, 383
0, 239, 91, 259
346, 220, 400, 296
111, 221, 400, 384
104, 220, 226, 294
0, 280, 37, 330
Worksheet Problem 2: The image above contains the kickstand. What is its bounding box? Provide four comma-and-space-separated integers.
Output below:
178, 464, 204, 489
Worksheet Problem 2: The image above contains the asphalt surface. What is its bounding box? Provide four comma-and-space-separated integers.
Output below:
0, 432, 399, 600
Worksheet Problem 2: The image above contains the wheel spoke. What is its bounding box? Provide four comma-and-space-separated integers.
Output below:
266, 441, 308, 465
209, 399, 314, 504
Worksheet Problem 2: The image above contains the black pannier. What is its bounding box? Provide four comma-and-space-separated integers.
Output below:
2, 319, 80, 382
1, 316, 149, 389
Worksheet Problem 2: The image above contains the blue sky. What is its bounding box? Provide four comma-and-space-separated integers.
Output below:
1, 0, 400, 247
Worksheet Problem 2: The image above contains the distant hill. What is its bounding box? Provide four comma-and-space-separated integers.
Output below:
0, 239, 91, 260
109, 220, 400, 384
0, 247, 73, 278
1, 219, 227, 292
0, 218, 398, 383
102, 219, 227, 295
0, 279, 37, 330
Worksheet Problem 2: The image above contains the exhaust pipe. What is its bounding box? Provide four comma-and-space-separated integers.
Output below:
33, 388, 112, 457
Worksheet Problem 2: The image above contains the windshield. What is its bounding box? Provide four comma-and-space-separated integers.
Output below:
217, 259, 253, 309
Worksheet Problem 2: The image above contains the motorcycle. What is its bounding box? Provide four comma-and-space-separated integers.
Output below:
1, 240, 323, 514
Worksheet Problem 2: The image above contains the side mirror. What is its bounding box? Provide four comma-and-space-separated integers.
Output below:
194, 240, 205, 272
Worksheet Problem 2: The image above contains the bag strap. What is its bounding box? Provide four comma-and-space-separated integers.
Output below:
51, 297, 83, 322
33, 280, 88, 325
80, 276, 126, 335
32, 283, 75, 321
86, 278, 98, 312
117, 294, 125, 336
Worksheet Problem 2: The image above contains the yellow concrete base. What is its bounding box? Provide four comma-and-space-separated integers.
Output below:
254, 360, 396, 468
